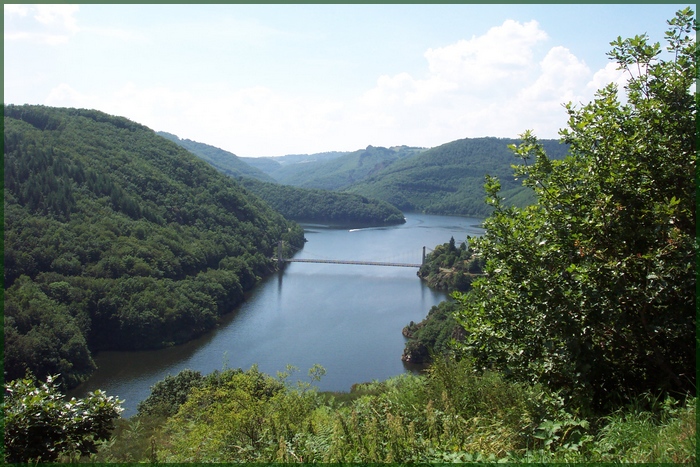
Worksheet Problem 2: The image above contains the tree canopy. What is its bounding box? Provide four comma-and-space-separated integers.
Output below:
345, 137, 568, 217
238, 178, 406, 226
162, 134, 407, 226
4, 105, 305, 388
454, 8, 696, 411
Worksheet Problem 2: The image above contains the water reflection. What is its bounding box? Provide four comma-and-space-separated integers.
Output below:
69, 213, 483, 417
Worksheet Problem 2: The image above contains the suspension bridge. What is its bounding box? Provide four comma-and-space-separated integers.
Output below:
274, 241, 427, 269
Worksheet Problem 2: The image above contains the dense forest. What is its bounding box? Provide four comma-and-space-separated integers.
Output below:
162, 133, 406, 226
4, 10, 697, 464
238, 178, 405, 226
417, 237, 484, 291
3, 105, 305, 389
345, 137, 569, 217
246, 138, 568, 218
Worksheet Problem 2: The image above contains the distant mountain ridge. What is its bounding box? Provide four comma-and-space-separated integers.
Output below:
163, 135, 407, 226
245, 137, 567, 218
244, 151, 350, 167
345, 137, 568, 217
164, 124, 569, 220
246, 146, 426, 190
157, 131, 275, 183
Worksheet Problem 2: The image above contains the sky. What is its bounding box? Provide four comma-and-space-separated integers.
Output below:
4, 4, 691, 157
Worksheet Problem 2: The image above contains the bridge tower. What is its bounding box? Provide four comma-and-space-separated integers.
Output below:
277, 240, 284, 268
422, 246, 426, 265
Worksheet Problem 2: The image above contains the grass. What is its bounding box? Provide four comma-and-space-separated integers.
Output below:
91, 362, 696, 464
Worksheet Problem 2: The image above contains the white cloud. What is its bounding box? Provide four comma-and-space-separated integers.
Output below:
520, 46, 590, 105
4, 4, 80, 45
352, 19, 577, 144
43, 81, 350, 156
587, 61, 627, 93
4, 4, 30, 16
425, 19, 548, 86
33, 5, 79, 32
45, 83, 90, 107
28, 16, 630, 156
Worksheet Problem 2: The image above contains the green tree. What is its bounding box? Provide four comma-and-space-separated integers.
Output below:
136, 369, 205, 418
4, 275, 96, 388
158, 366, 320, 463
4, 374, 123, 463
454, 9, 696, 410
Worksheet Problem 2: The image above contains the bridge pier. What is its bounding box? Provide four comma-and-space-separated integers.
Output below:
277, 240, 284, 269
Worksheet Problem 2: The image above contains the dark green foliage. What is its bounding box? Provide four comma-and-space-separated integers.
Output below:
402, 300, 463, 364
346, 137, 568, 217
454, 9, 696, 411
157, 131, 276, 182
4, 374, 123, 463
3, 104, 305, 388
164, 134, 407, 226
239, 177, 406, 226
136, 369, 205, 418
403, 240, 483, 364
417, 237, 484, 291
4, 276, 96, 388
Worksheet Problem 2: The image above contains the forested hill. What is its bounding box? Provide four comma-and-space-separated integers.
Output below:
241, 150, 350, 174
345, 137, 569, 217
238, 178, 405, 226
164, 134, 406, 226
156, 131, 276, 183
3, 104, 305, 389
244, 138, 566, 218
250, 145, 426, 190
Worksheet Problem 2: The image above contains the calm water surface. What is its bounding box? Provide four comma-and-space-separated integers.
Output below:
69, 213, 484, 417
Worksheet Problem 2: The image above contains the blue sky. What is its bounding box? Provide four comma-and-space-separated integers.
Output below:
4, 4, 691, 157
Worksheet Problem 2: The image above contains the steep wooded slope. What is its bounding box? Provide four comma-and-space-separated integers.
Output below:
345, 137, 568, 217
238, 178, 405, 226
164, 135, 406, 225
3, 104, 305, 388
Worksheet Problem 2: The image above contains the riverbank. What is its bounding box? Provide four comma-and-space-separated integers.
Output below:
69, 213, 481, 417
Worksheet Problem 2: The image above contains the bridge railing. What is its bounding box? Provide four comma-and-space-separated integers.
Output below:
274, 241, 425, 268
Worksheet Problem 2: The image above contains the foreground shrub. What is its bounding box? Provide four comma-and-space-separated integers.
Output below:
4, 374, 123, 463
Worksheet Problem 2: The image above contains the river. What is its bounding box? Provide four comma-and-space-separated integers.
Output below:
68, 213, 484, 417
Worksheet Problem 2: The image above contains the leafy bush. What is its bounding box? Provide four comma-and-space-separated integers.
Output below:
4, 374, 123, 463
402, 300, 463, 363
157, 365, 318, 462
136, 369, 205, 418
100, 361, 695, 463
454, 8, 696, 410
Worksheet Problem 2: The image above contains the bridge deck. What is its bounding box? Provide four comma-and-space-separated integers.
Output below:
281, 258, 422, 268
